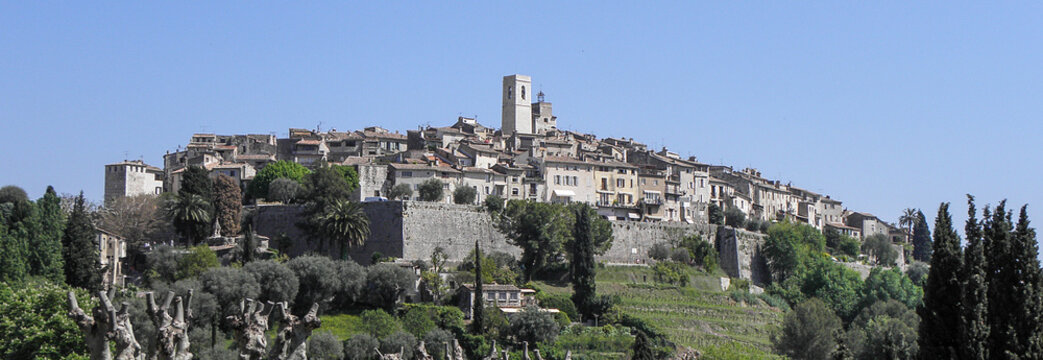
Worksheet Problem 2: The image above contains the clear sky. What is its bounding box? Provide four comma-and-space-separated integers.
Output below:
2, 2, 1041, 233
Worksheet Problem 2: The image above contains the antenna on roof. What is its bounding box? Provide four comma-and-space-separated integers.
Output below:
316, 122, 323, 133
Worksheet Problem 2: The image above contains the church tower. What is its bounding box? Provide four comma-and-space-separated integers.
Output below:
501, 74, 533, 135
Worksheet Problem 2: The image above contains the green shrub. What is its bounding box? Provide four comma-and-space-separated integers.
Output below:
536, 293, 579, 322
652, 261, 689, 286
359, 309, 400, 339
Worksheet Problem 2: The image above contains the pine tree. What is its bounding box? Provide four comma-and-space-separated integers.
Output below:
984, 201, 1016, 358
918, 202, 962, 359
1011, 205, 1043, 356
61, 192, 101, 293
960, 195, 988, 360
912, 210, 933, 262
31, 186, 65, 282
470, 240, 485, 334
570, 205, 597, 320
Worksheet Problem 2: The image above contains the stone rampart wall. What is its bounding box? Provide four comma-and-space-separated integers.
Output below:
252, 201, 769, 283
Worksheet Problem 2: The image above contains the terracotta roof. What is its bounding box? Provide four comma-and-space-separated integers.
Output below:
107, 160, 162, 172
826, 222, 861, 231
296, 139, 322, 145
462, 167, 502, 175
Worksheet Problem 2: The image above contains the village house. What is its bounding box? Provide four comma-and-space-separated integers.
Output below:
457, 284, 541, 319
387, 163, 462, 203
541, 156, 597, 204
459, 167, 508, 204
98, 228, 128, 290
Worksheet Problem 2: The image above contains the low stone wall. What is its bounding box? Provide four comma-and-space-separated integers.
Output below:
603, 221, 716, 264
716, 227, 769, 285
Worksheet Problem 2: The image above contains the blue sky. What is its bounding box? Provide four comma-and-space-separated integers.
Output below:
1, 2, 1041, 231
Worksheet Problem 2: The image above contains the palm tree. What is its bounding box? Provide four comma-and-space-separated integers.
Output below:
899, 208, 917, 241
317, 200, 371, 260
166, 193, 212, 245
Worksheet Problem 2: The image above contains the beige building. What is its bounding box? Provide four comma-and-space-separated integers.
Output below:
98, 229, 127, 289
541, 156, 597, 204
104, 160, 164, 206
458, 284, 539, 319
387, 163, 462, 203
593, 160, 640, 220
459, 167, 508, 205
638, 169, 668, 221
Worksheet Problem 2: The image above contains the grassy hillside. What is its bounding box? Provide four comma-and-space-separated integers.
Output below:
539, 266, 784, 359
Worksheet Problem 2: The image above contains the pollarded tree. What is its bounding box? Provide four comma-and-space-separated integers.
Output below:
246, 160, 311, 200
453, 185, 477, 205
61, 192, 102, 293
918, 202, 963, 360
98, 194, 173, 262
166, 193, 212, 245
212, 175, 241, 236
418, 179, 444, 202
912, 210, 932, 262
388, 183, 413, 201
961, 195, 988, 360
773, 298, 842, 360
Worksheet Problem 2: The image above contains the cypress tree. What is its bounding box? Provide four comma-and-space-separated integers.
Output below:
470, 240, 485, 334
61, 192, 102, 293
31, 186, 65, 282
918, 202, 962, 359
984, 201, 1016, 358
1011, 205, 1043, 356
912, 210, 933, 262
570, 205, 596, 320
960, 195, 988, 360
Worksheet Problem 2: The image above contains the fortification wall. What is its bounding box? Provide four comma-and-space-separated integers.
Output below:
252, 201, 769, 283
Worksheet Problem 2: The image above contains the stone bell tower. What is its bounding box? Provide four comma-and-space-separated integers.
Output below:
501, 74, 533, 136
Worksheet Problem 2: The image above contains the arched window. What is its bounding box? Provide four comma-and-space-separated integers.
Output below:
521, 86, 526, 100
507, 86, 512, 99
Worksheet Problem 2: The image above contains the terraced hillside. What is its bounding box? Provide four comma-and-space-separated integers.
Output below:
540, 266, 784, 359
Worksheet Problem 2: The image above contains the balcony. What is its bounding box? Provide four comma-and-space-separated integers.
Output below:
642, 197, 663, 205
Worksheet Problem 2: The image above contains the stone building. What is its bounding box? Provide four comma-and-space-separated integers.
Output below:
459, 167, 508, 204
457, 284, 539, 319
541, 156, 597, 204
387, 163, 461, 203
501, 74, 534, 136
98, 228, 127, 290
104, 160, 164, 206
845, 211, 892, 240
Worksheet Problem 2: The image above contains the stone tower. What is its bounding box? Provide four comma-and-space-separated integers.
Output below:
532, 91, 556, 134
501, 74, 533, 136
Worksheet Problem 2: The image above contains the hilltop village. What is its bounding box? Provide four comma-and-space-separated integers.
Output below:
105, 74, 906, 244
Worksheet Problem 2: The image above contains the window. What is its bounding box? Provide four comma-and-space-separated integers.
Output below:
512, 188, 519, 196
572, 176, 578, 186
555, 175, 561, 185
617, 179, 625, 188
521, 86, 526, 100
402, 171, 412, 177
641, 179, 646, 185
507, 86, 513, 99
485, 186, 490, 195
